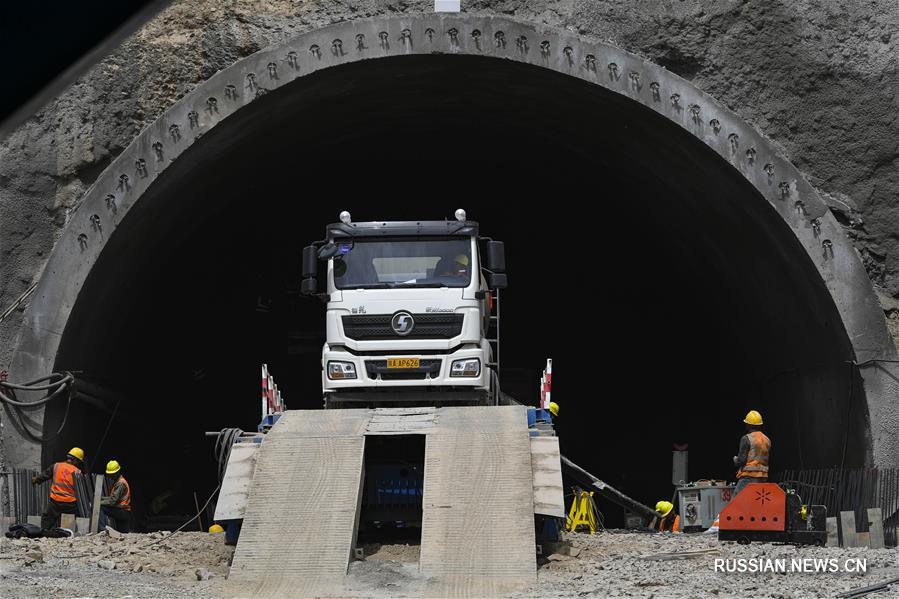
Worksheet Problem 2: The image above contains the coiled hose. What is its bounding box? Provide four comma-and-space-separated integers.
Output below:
0, 371, 74, 443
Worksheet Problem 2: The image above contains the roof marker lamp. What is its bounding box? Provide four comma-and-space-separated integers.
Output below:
455, 208, 466, 222
340, 211, 352, 224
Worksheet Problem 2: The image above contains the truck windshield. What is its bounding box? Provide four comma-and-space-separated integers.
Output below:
333, 237, 472, 290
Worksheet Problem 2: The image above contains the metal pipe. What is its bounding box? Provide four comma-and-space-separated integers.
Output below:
560, 454, 658, 521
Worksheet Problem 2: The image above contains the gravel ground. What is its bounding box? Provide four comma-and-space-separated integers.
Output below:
2, 529, 898, 598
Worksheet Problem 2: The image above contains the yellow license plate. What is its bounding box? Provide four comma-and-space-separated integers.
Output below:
387, 358, 420, 369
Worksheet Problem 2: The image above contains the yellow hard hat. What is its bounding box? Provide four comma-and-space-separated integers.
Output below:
67, 447, 85, 462
549, 402, 559, 417
453, 254, 470, 267
655, 501, 674, 517
208, 524, 225, 533
743, 410, 763, 425
105, 460, 121, 475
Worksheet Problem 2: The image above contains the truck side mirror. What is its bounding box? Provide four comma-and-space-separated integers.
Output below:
486, 272, 507, 289
302, 246, 318, 279
485, 241, 506, 273
300, 245, 319, 295
300, 277, 318, 296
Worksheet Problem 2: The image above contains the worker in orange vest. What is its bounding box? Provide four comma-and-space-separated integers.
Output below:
32, 447, 84, 530
653, 500, 680, 532
733, 410, 771, 497
100, 460, 132, 532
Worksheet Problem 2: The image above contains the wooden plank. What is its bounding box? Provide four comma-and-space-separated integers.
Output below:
90, 474, 103, 533
826, 517, 839, 547
840, 511, 858, 547
867, 507, 885, 549
76, 517, 90, 536
60, 513, 76, 529
530, 437, 565, 518
213, 443, 260, 521
857, 532, 870, 547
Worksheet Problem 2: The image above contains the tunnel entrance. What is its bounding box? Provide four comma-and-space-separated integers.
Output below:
36, 52, 869, 529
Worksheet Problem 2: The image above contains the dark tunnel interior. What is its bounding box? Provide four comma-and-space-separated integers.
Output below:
47, 54, 868, 529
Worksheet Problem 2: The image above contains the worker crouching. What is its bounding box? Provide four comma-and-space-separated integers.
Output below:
653, 500, 680, 532
733, 410, 771, 498
100, 460, 132, 532
32, 447, 83, 530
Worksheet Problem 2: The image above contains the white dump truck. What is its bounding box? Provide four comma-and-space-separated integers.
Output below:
300, 209, 507, 408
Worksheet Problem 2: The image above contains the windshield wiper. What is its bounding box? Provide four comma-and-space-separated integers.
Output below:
394, 283, 449, 288
339, 283, 393, 290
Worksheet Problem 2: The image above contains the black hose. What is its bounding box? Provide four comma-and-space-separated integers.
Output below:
0, 371, 75, 443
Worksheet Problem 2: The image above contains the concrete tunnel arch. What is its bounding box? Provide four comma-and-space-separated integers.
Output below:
6, 15, 899, 521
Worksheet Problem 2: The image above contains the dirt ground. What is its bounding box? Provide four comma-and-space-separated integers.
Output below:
2, 529, 898, 598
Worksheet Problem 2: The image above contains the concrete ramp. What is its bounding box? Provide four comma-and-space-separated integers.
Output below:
229, 411, 367, 581
419, 405, 536, 579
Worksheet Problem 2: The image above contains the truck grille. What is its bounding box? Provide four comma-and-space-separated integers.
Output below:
342, 314, 464, 340
365, 359, 442, 381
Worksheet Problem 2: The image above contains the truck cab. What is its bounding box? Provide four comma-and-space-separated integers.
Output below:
301, 210, 506, 408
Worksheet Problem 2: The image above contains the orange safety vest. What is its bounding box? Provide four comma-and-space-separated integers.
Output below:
112, 476, 132, 511
737, 431, 771, 479
50, 462, 79, 503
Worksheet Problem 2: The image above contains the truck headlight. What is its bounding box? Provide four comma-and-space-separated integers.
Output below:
327, 361, 357, 380
450, 359, 480, 377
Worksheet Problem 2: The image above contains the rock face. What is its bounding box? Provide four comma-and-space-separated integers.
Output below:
0, 2, 896, 442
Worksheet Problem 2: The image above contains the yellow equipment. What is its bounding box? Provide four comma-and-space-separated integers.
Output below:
105, 460, 121, 474
566, 489, 598, 534
209, 524, 225, 533
453, 254, 469, 266
549, 401, 559, 417
67, 447, 85, 461
655, 500, 674, 517
743, 410, 763, 425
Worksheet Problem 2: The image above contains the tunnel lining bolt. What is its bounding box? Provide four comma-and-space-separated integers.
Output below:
90, 214, 102, 232
224, 84, 237, 100
795, 200, 806, 215
822, 239, 834, 259
628, 72, 640, 91
448, 28, 459, 46
746, 147, 757, 164
152, 141, 164, 161
563, 46, 573, 64
267, 62, 279, 77
516, 35, 528, 54
188, 111, 199, 127
812, 218, 821, 237
764, 163, 775, 178
780, 182, 791, 198
400, 29, 412, 47
310, 44, 322, 58
540, 40, 551, 58
169, 123, 181, 141
356, 34, 366, 51
287, 50, 299, 67
728, 133, 739, 151
425, 28, 435, 43
689, 104, 701, 122
206, 97, 218, 113
607, 62, 619, 80
670, 93, 680, 107
494, 31, 505, 48
584, 54, 596, 71
135, 158, 147, 177
246, 73, 257, 90
77, 233, 88, 250
104, 194, 117, 213
710, 119, 721, 134
649, 82, 660, 100
331, 40, 343, 56
118, 174, 130, 191
379, 32, 389, 50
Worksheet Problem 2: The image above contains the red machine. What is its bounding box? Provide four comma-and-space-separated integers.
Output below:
718, 483, 827, 545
